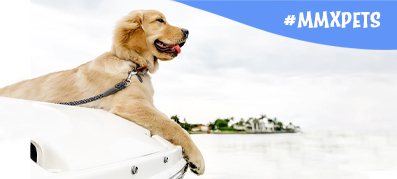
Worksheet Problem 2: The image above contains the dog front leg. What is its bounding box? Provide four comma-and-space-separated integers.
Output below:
109, 101, 205, 175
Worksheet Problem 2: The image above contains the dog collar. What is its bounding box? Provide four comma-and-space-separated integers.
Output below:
125, 65, 147, 85
135, 65, 148, 76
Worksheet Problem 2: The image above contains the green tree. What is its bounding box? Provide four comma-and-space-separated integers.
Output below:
209, 122, 215, 130
214, 119, 229, 129
272, 117, 282, 131
276, 121, 283, 131
257, 114, 267, 131
180, 118, 187, 130
259, 114, 267, 120
235, 118, 245, 126
170, 115, 199, 131
245, 117, 254, 130
252, 117, 259, 131
267, 118, 273, 124
171, 115, 180, 124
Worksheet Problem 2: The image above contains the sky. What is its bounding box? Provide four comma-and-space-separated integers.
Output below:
1, 0, 396, 132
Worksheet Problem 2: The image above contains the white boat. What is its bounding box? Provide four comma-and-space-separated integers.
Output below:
0, 97, 188, 179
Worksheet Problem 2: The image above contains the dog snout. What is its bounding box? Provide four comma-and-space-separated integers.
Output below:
181, 28, 189, 38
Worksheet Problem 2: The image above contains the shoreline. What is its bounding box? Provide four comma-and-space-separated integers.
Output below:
189, 131, 300, 134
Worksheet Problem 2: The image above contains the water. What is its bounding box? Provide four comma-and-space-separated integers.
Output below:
184, 132, 397, 179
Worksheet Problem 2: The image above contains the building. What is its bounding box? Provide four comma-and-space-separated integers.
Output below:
265, 122, 274, 132
191, 125, 209, 132
233, 125, 247, 131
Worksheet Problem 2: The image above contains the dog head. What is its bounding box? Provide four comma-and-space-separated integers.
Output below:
112, 10, 188, 68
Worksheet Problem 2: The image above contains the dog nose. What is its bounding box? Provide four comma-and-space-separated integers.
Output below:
181, 28, 189, 38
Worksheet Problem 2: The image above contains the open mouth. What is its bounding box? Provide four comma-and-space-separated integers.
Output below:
154, 39, 186, 54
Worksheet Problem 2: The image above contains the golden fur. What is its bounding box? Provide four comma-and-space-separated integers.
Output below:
0, 10, 204, 175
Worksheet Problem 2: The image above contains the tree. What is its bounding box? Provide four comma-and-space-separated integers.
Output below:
170, 115, 199, 131
267, 118, 273, 123
257, 114, 266, 131
259, 114, 267, 120
252, 117, 259, 131
271, 117, 281, 131
208, 122, 215, 130
214, 118, 229, 129
235, 118, 245, 126
171, 115, 180, 124
276, 121, 283, 131
180, 118, 187, 130
246, 117, 254, 130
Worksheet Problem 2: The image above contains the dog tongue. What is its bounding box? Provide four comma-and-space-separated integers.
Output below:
173, 45, 181, 54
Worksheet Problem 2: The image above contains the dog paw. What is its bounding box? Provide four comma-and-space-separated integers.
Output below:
186, 151, 205, 175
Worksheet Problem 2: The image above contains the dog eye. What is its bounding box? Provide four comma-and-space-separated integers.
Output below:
156, 18, 164, 23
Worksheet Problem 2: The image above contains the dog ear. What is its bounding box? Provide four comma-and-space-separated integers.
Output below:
114, 12, 147, 53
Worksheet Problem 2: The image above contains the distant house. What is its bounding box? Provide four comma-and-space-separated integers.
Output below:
248, 121, 275, 132
286, 123, 297, 132
266, 122, 274, 132
191, 125, 209, 132
286, 124, 294, 130
233, 125, 247, 131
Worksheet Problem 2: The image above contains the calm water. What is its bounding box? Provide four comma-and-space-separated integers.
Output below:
184, 132, 397, 179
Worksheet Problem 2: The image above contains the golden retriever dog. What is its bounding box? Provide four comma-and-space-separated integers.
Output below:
0, 10, 205, 175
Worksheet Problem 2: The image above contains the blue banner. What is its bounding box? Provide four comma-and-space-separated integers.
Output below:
174, 0, 397, 50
